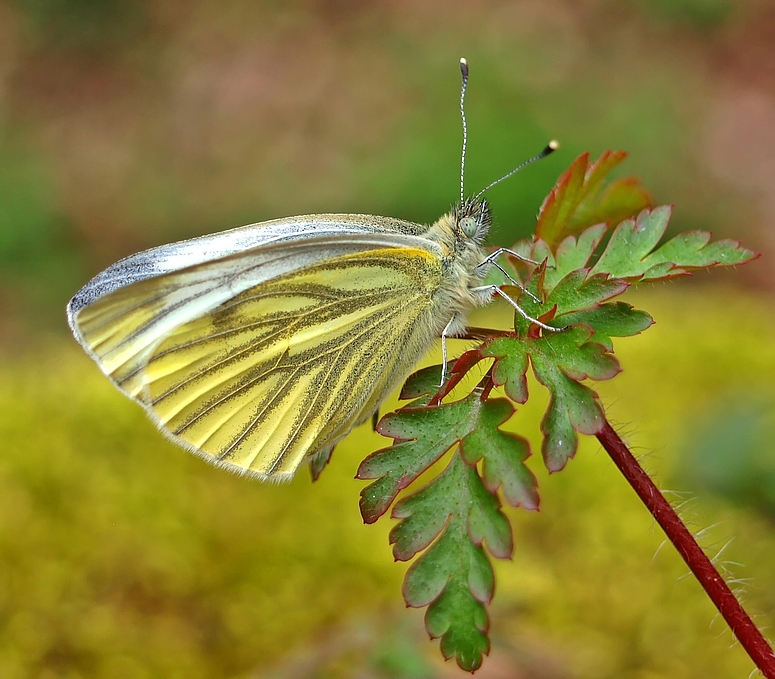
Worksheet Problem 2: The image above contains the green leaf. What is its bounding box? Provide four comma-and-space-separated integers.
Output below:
502, 262, 634, 341
391, 451, 512, 562
540, 223, 608, 293
484, 327, 619, 471
536, 150, 651, 250
460, 399, 539, 510
504, 265, 547, 337
399, 453, 506, 672
358, 390, 537, 522
545, 268, 629, 316
398, 364, 444, 406
464, 259, 643, 473
360, 386, 539, 670
557, 302, 654, 351
591, 206, 758, 281
308, 445, 334, 482
426, 576, 490, 673
356, 395, 481, 524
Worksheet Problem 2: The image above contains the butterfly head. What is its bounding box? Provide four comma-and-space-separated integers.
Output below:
453, 197, 491, 244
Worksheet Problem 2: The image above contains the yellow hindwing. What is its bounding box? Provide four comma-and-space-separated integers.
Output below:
75, 248, 442, 479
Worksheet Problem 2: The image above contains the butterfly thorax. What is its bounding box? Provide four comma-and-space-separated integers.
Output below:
422, 198, 493, 331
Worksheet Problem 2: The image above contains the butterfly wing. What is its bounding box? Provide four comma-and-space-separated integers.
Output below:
67, 213, 427, 316
69, 233, 444, 479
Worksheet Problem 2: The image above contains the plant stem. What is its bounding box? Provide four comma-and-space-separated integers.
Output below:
596, 420, 775, 678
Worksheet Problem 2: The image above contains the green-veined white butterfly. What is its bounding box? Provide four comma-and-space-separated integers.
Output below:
67, 58, 558, 481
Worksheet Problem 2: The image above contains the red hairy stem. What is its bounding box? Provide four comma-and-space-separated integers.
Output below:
597, 420, 775, 678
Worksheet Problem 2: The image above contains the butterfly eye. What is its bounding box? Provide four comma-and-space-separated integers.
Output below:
459, 216, 477, 237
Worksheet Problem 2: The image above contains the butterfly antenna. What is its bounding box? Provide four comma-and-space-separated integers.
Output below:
473, 139, 559, 202
459, 57, 469, 204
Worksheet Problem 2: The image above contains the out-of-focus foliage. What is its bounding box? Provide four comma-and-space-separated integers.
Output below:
1, 291, 774, 678
0, 0, 773, 336
638, 0, 736, 28
679, 394, 775, 520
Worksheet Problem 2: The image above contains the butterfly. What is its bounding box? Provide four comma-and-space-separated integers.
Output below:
67, 58, 558, 481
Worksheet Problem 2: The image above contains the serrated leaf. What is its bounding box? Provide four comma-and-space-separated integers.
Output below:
556, 302, 653, 351
591, 207, 758, 281
356, 395, 482, 523
536, 153, 588, 247
399, 453, 503, 672
361, 386, 539, 671
400, 495, 494, 608
540, 223, 608, 293
503, 263, 631, 340
391, 451, 512, 562
501, 264, 550, 338
349, 141, 761, 674
545, 268, 629, 316
484, 341, 529, 403
585, 176, 654, 230
358, 386, 535, 523
460, 399, 539, 510
484, 326, 619, 471
427, 577, 490, 672
536, 151, 651, 250
399, 364, 444, 406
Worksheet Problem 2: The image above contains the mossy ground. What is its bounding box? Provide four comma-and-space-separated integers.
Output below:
1, 287, 773, 678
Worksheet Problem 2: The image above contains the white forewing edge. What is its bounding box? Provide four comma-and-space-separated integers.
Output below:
67, 213, 426, 319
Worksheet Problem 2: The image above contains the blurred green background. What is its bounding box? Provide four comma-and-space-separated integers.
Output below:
1, 1, 774, 677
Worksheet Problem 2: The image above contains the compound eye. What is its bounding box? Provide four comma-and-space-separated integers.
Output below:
459, 216, 477, 237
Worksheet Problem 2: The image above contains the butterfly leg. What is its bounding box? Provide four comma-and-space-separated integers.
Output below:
440, 315, 457, 387
474, 250, 541, 303
480, 247, 539, 266
472, 285, 560, 332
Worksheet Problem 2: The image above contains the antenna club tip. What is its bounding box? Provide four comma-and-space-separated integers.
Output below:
459, 57, 469, 77
548, 139, 560, 152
